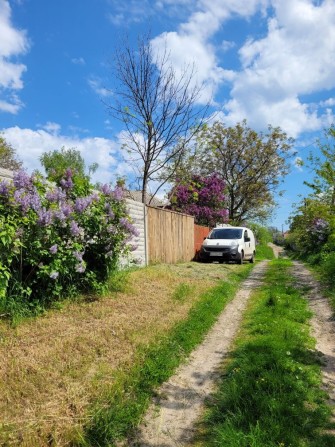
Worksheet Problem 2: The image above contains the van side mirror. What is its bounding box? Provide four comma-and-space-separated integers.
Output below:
245, 237, 250, 242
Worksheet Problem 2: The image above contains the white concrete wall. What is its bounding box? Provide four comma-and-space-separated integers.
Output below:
125, 198, 147, 266
0, 168, 13, 181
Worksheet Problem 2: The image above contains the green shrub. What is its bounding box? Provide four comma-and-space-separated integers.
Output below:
320, 251, 335, 288
0, 170, 138, 319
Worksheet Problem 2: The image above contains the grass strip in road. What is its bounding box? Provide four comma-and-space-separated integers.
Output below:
195, 258, 335, 447
76, 264, 254, 446
255, 243, 275, 261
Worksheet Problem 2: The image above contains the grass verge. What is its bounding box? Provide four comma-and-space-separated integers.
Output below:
76, 265, 253, 446
256, 243, 275, 260
194, 258, 335, 447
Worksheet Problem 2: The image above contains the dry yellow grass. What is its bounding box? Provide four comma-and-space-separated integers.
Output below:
0, 262, 239, 446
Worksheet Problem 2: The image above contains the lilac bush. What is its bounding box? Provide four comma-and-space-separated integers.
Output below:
169, 173, 228, 227
311, 218, 330, 242
0, 169, 138, 317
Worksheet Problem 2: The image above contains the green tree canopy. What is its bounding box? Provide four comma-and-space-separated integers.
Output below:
0, 136, 22, 171
176, 120, 294, 224
40, 147, 98, 196
304, 125, 335, 209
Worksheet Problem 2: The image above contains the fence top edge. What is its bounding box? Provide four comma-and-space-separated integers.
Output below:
146, 205, 195, 219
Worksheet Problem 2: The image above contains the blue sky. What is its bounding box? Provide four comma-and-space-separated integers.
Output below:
1, 0, 335, 231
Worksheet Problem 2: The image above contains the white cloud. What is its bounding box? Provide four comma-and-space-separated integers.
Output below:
0, 94, 22, 113
0, 0, 29, 114
223, 0, 335, 136
107, 0, 152, 25
150, 0, 335, 137
39, 121, 61, 135
71, 57, 85, 65
151, 0, 266, 104
88, 77, 112, 98
320, 97, 335, 107
2, 126, 132, 184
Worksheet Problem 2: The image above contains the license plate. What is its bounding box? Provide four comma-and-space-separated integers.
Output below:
210, 252, 223, 256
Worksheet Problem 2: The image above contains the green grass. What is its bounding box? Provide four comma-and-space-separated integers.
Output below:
255, 243, 275, 260
172, 282, 194, 301
75, 264, 254, 446
195, 259, 335, 447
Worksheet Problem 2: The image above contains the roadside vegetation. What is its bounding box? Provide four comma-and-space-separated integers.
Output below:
0, 151, 139, 324
194, 259, 335, 447
0, 260, 256, 446
286, 126, 335, 306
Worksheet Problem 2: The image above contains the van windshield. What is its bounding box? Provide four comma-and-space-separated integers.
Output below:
208, 228, 243, 240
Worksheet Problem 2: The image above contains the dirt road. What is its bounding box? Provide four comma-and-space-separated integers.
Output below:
123, 248, 335, 446
124, 261, 269, 446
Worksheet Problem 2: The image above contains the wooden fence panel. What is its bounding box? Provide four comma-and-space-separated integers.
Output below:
147, 207, 194, 264
194, 224, 211, 258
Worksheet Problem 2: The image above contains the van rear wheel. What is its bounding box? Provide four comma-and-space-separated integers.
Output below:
249, 252, 255, 263
238, 251, 244, 264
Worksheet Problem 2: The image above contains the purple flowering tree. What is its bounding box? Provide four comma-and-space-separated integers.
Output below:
169, 173, 228, 227
0, 168, 139, 318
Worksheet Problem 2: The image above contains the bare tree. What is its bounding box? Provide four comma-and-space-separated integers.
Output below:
106, 34, 208, 204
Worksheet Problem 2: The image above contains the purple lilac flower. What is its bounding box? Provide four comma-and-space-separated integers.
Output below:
50, 244, 58, 254
101, 183, 112, 195
50, 271, 59, 280
60, 203, 73, 217
119, 218, 140, 237
312, 218, 330, 242
12, 188, 41, 214
73, 251, 83, 261
65, 168, 73, 177
132, 226, 140, 237
175, 184, 191, 203
75, 263, 86, 273
60, 178, 74, 189
37, 208, 54, 226
13, 190, 30, 214
54, 209, 66, 222
46, 187, 67, 203
105, 203, 115, 219
0, 180, 10, 197
112, 186, 124, 201
13, 170, 31, 189
74, 197, 91, 213
29, 192, 41, 211
70, 220, 84, 237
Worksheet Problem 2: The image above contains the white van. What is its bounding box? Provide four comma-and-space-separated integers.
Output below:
199, 226, 256, 264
